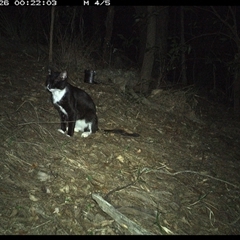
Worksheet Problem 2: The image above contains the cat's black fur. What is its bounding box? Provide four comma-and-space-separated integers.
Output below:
46, 70, 139, 138
46, 69, 98, 137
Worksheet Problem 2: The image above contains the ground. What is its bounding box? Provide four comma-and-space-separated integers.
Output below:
0, 45, 240, 235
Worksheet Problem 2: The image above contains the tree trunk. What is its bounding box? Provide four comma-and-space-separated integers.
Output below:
134, 6, 147, 68
102, 6, 115, 67
209, 6, 240, 117
49, 6, 55, 65
153, 6, 169, 88
140, 6, 156, 93
180, 6, 187, 85
91, 6, 103, 48
233, 55, 240, 117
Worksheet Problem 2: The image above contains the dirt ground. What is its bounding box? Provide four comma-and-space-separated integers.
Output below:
0, 45, 240, 235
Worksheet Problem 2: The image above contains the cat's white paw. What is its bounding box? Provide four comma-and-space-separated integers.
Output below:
58, 129, 65, 134
81, 132, 91, 138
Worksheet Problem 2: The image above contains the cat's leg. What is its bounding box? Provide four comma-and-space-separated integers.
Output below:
81, 131, 91, 138
81, 123, 92, 138
58, 129, 65, 134
66, 114, 76, 137
58, 112, 67, 134
80, 114, 98, 137
91, 115, 98, 133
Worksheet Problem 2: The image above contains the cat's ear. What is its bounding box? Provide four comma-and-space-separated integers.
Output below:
59, 71, 67, 81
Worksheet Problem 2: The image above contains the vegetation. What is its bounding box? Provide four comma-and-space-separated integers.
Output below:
0, 6, 240, 235
1, 6, 239, 116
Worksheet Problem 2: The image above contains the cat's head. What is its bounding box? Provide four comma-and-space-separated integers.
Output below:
46, 70, 68, 92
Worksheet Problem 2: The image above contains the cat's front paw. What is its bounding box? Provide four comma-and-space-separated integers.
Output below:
81, 132, 91, 138
58, 129, 65, 134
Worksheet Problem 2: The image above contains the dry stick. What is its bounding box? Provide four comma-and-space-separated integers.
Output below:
18, 119, 68, 153
95, 171, 154, 234
6, 151, 32, 166
16, 100, 28, 112
92, 194, 153, 235
104, 168, 144, 201
229, 216, 240, 225
162, 169, 239, 189
14, 101, 65, 146
16, 100, 40, 123
104, 181, 136, 202
31, 220, 52, 230
187, 191, 212, 207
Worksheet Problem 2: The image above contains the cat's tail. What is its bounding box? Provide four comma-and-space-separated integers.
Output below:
103, 129, 140, 137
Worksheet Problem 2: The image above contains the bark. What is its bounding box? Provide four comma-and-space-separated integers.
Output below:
233, 55, 240, 117
140, 6, 156, 93
210, 6, 240, 116
180, 6, 187, 85
102, 6, 115, 67
153, 6, 169, 88
49, 6, 55, 64
134, 6, 147, 67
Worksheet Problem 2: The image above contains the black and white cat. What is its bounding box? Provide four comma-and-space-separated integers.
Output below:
46, 69, 98, 137
46, 70, 140, 138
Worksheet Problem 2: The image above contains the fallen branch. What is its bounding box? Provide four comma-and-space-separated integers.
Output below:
161, 169, 239, 189
92, 193, 153, 235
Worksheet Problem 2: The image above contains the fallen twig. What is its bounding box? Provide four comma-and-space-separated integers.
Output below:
162, 169, 239, 189
92, 193, 153, 235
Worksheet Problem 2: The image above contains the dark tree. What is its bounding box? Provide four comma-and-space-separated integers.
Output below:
102, 6, 115, 67
153, 6, 169, 89
209, 6, 240, 117
140, 6, 156, 93
180, 6, 187, 85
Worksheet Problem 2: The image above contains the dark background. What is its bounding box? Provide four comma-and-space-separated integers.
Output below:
1, 5, 239, 108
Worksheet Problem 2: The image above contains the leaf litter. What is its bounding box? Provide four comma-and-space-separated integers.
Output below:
0, 47, 240, 235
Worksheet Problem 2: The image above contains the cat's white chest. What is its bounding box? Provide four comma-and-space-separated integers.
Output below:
50, 88, 66, 104
49, 88, 67, 116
